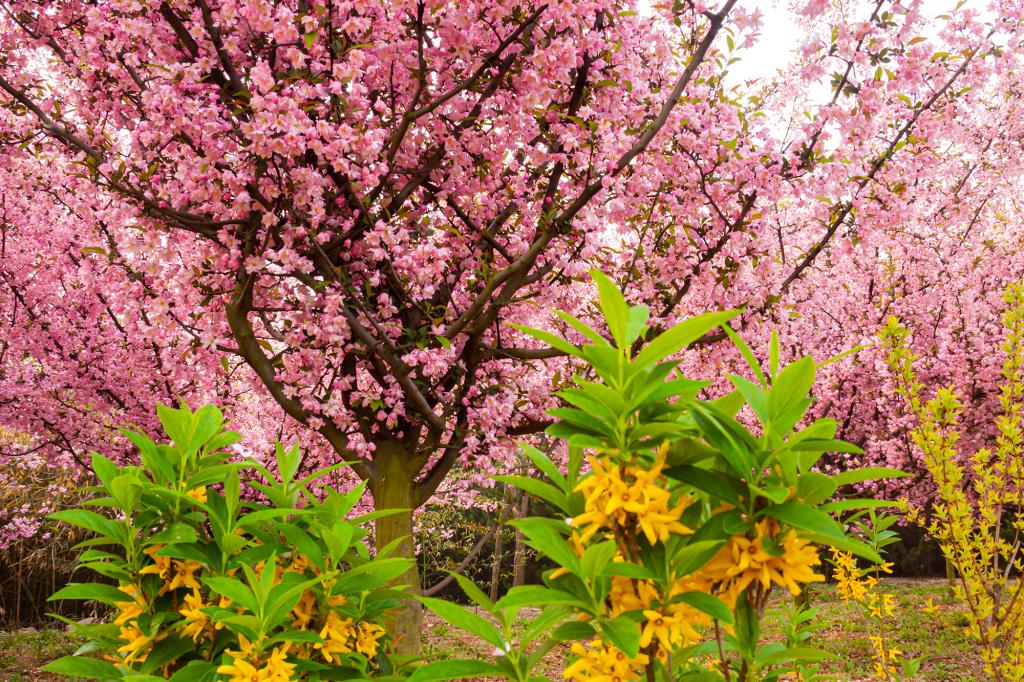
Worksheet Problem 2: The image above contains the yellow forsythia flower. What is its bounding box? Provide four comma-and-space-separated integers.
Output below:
291, 589, 318, 630
178, 589, 210, 642
704, 519, 823, 605
116, 624, 151, 664
112, 583, 146, 626
573, 444, 693, 545
139, 544, 172, 582
563, 639, 649, 682
315, 611, 357, 663
354, 622, 385, 658
185, 485, 207, 503
217, 641, 295, 682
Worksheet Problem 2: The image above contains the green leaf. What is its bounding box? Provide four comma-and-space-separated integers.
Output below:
820, 498, 899, 513
510, 519, 581, 574
552, 310, 612, 346
598, 616, 641, 658
507, 322, 582, 358
167, 661, 218, 682
795, 471, 837, 505
149, 523, 198, 545
275, 442, 302, 485
450, 572, 493, 611
202, 577, 257, 612
493, 475, 567, 510
769, 330, 780, 379
547, 407, 612, 435
591, 269, 630, 348
723, 325, 767, 386
768, 356, 816, 421
674, 540, 726, 577
765, 502, 881, 563
729, 376, 769, 425
582, 541, 617, 579
764, 501, 842, 536
140, 635, 194, 675
304, 31, 317, 50
601, 561, 656, 580
520, 444, 565, 488
494, 586, 584, 612
408, 660, 506, 682
109, 473, 142, 512
625, 304, 650, 345
277, 524, 324, 570
665, 465, 743, 507
634, 310, 740, 369
675, 591, 733, 624
191, 405, 223, 453
157, 403, 193, 453
418, 597, 505, 648
41, 656, 123, 679
90, 452, 119, 491
49, 583, 131, 605
691, 404, 755, 475
790, 438, 864, 455
49, 509, 121, 540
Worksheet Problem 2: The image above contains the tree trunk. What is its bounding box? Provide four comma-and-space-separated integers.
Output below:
369, 441, 422, 656
512, 492, 529, 587
489, 486, 514, 601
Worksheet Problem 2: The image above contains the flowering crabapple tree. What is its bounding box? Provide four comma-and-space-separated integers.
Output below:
2, 0, 1024, 648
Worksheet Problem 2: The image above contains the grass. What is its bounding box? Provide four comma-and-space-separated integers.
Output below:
421, 578, 982, 681
0, 628, 84, 682
2, 578, 983, 680
786, 578, 979, 680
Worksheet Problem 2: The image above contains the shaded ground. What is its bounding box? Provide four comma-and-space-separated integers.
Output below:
2, 578, 982, 680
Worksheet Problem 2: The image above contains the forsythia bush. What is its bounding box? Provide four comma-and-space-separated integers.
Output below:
883, 282, 1024, 681
830, 511, 922, 680
44, 404, 413, 680
418, 272, 904, 682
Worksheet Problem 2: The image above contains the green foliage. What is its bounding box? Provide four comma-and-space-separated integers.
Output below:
427, 270, 905, 682
44, 403, 413, 680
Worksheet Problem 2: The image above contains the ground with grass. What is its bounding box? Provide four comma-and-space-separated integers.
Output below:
1, 579, 980, 681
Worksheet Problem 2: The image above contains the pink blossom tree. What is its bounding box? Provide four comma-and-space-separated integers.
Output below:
1, 0, 1023, 648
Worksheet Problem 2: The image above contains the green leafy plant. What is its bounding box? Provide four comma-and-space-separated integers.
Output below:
44, 403, 413, 680
418, 270, 906, 682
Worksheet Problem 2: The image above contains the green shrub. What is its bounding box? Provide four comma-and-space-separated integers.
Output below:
416, 271, 907, 682
44, 403, 413, 680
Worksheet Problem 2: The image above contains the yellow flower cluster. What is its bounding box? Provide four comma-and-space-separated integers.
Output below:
178, 589, 233, 642
831, 549, 902, 679
562, 441, 834, 681
868, 636, 904, 680
110, 583, 159, 664
607, 576, 710, 650
314, 611, 385, 663
831, 549, 895, 618
573, 444, 693, 545
702, 519, 823, 606
218, 637, 295, 682
563, 639, 649, 681
139, 544, 202, 594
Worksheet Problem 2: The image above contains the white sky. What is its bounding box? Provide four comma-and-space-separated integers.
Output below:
727, 0, 992, 85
